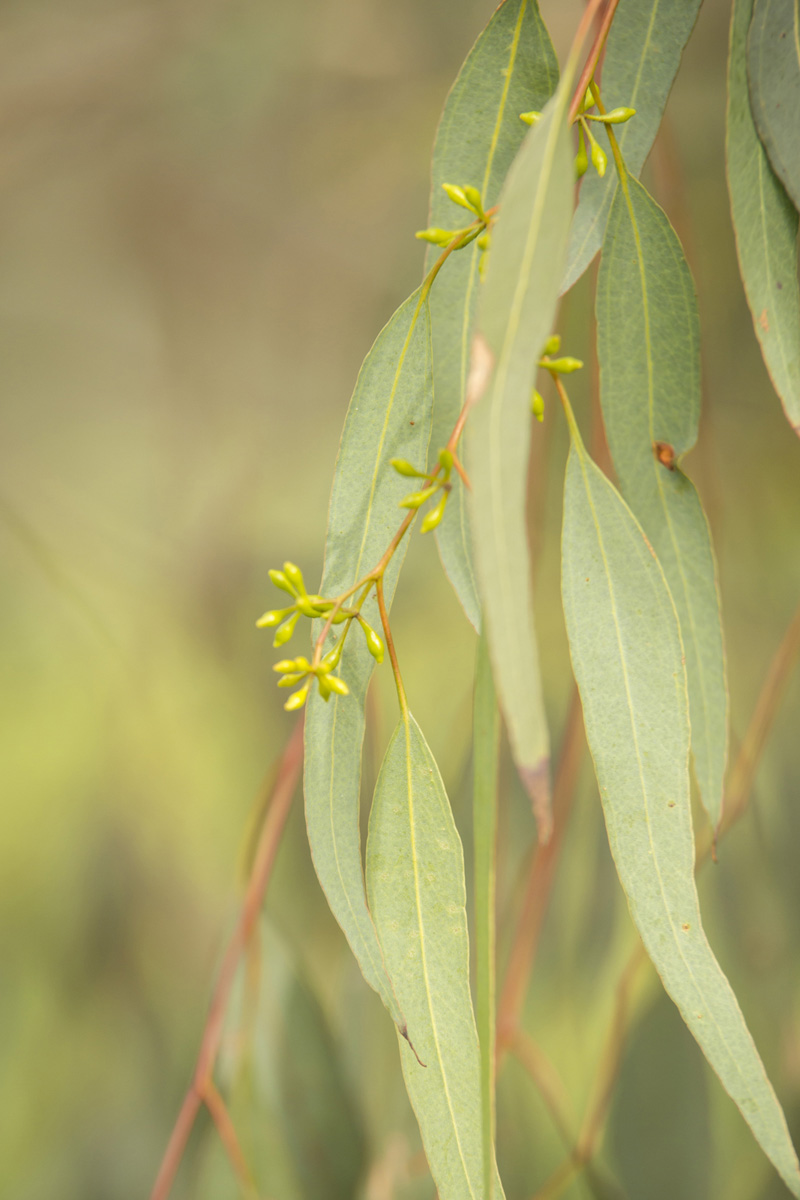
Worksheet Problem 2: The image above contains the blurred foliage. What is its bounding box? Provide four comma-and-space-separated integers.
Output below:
1, 1, 798, 1198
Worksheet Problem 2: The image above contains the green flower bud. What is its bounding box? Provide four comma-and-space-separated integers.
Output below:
269, 569, 295, 596
256, 607, 292, 628
589, 131, 607, 177
519, 110, 541, 126
390, 457, 425, 478
438, 448, 454, 476
531, 390, 545, 422
543, 356, 584, 374
476, 233, 490, 251
274, 658, 299, 673
317, 674, 333, 701
399, 484, 438, 510
575, 124, 589, 178
325, 675, 350, 697
579, 87, 594, 114
415, 227, 456, 246
442, 183, 477, 213
320, 638, 344, 672
421, 492, 448, 534
478, 250, 489, 281
273, 611, 300, 647
297, 596, 321, 617
586, 106, 636, 125
277, 672, 305, 688
461, 185, 484, 216
331, 609, 350, 625
543, 335, 561, 356
358, 617, 384, 663
284, 683, 310, 712
283, 562, 306, 595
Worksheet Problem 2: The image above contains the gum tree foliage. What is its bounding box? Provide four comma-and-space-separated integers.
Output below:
159, 3, 800, 1198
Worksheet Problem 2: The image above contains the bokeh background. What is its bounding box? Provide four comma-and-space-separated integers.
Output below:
2, 0, 799, 1197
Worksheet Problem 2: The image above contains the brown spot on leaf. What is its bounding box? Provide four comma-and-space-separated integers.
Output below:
682, 923, 690, 932
654, 440, 676, 470
667, 801, 676, 808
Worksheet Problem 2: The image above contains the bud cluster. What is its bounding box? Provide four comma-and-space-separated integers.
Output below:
391, 445, 456, 534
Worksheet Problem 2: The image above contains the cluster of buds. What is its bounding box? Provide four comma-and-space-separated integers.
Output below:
257, 562, 385, 711
390, 446, 456, 533
531, 335, 584, 420
573, 88, 635, 180
416, 182, 492, 276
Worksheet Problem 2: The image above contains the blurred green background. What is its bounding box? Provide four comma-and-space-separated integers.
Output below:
2, 1, 799, 1197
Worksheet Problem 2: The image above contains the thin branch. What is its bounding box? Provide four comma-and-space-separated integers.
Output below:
568, 0, 622, 124
204, 1079, 260, 1200
149, 718, 305, 1200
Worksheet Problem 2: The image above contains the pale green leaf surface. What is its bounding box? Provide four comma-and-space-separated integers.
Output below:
561, 0, 703, 295
473, 630, 500, 1200
728, 0, 800, 435
469, 63, 576, 831
425, 0, 558, 629
366, 713, 504, 1200
748, 0, 800, 214
305, 288, 433, 1032
597, 174, 727, 828
561, 433, 800, 1197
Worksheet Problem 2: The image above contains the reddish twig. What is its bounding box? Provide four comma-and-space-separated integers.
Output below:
149, 717, 305, 1200
204, 1079, 260, 1199
568, 0, 622, 124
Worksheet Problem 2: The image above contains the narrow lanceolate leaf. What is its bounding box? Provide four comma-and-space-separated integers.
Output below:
425, 0, 558, 629
305, 289, 433, 1036
470, 58, 577, 838
747, 0, 800, 214
561, 0, 703, 295
367, 713, 505, 1200
728, 0, 800, 435
560, 422, 800, 1198
473, 630, 501, 1200
597, 174, 727, 829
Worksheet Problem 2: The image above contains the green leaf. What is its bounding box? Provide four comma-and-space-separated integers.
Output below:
561, 0, 703, 295
728, 0, 800, 435
469, 53, 578, 838
304, 288, 433, 1036
366, 712, 505, 1200
278, 974, 367, 1200
596, 173, 728, 829
425, 0, 559, 630
747, 0, 800, 214
473, 629, 500, 1200
560, 421, 800, 1198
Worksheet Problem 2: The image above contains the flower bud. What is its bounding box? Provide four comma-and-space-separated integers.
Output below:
283, 562, 306, 595
325, 675, 350, 697
358, 617, 384, 663
543, 335, 561, 356
390, 457, 425, 477
320, 638, 344, 672
269, 569, 295, 595
461, 185, 484, 216
590, 133, 607, 177
284, 684, 310, 712
399, 484, 438, 510
543, 356, 584, 374
416, 227, 456, 246
587, 106, 635, 124
531, 390, 545, 422
441, 183, 476, 212
519, 110, 541, 126
575, 125, 589, 178
421, 492, 448, 534
273, 611, 300, 647
274, 659, 299, 673
256, 607, 291, 628
437, 448, 454, 476
277, 672, 305, 688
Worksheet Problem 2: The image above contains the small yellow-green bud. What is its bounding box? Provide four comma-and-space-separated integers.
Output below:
273, 611, 299, 647
421, 492, 448, 534
520, 110, 541, 126
589, 133, 607, 177
461, 185, 484, 216
269, 569, 295, 595
358, 617, 384, 664
416, 227, 456, 246
531, 390, 545, 422
438, 448, 454, 476
274, 658, 300, 674
543, 356, 584, 374
256, 607, 291, 628
442, 183, 477, 213
478, 251, 489, 281
277, 672, 305, 688
476, 233, 490, 251
580, 87, 594, 114
320, 638, 344, 672
284, 683, 310, 712
400, 484, 438, 510
297, 596, 321, 617
575, 125, 589, 178
587, 106, 636, 125
283, 562, 306, 595
543, 335, 561, 356
331, 609, 349, 625
317, 674, 333, 701
390, 457, 425, 478
325, 675, 350, 697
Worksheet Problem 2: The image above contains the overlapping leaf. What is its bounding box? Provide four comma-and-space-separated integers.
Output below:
747, 0, 800, 214
728, 0, 800, 435
366, 712, 505, 1200
425, 0, 558, 629
596, 173, 727, 828
561, 420, 800, 1198
304, 288, 433, 1035
561, 0, 703, 295
469, 60, 576, 838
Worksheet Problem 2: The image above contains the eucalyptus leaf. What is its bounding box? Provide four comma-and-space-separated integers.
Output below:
305, 287, 433, 1036
366, 712, 505, 1200
597, 173, 728, 829
728, 0, 800, 435
425, 0, 558, 630
561, 420, 800, 1198
561, 0, 703, 295
469, 55, 577, 838
747, 0, 800, 214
